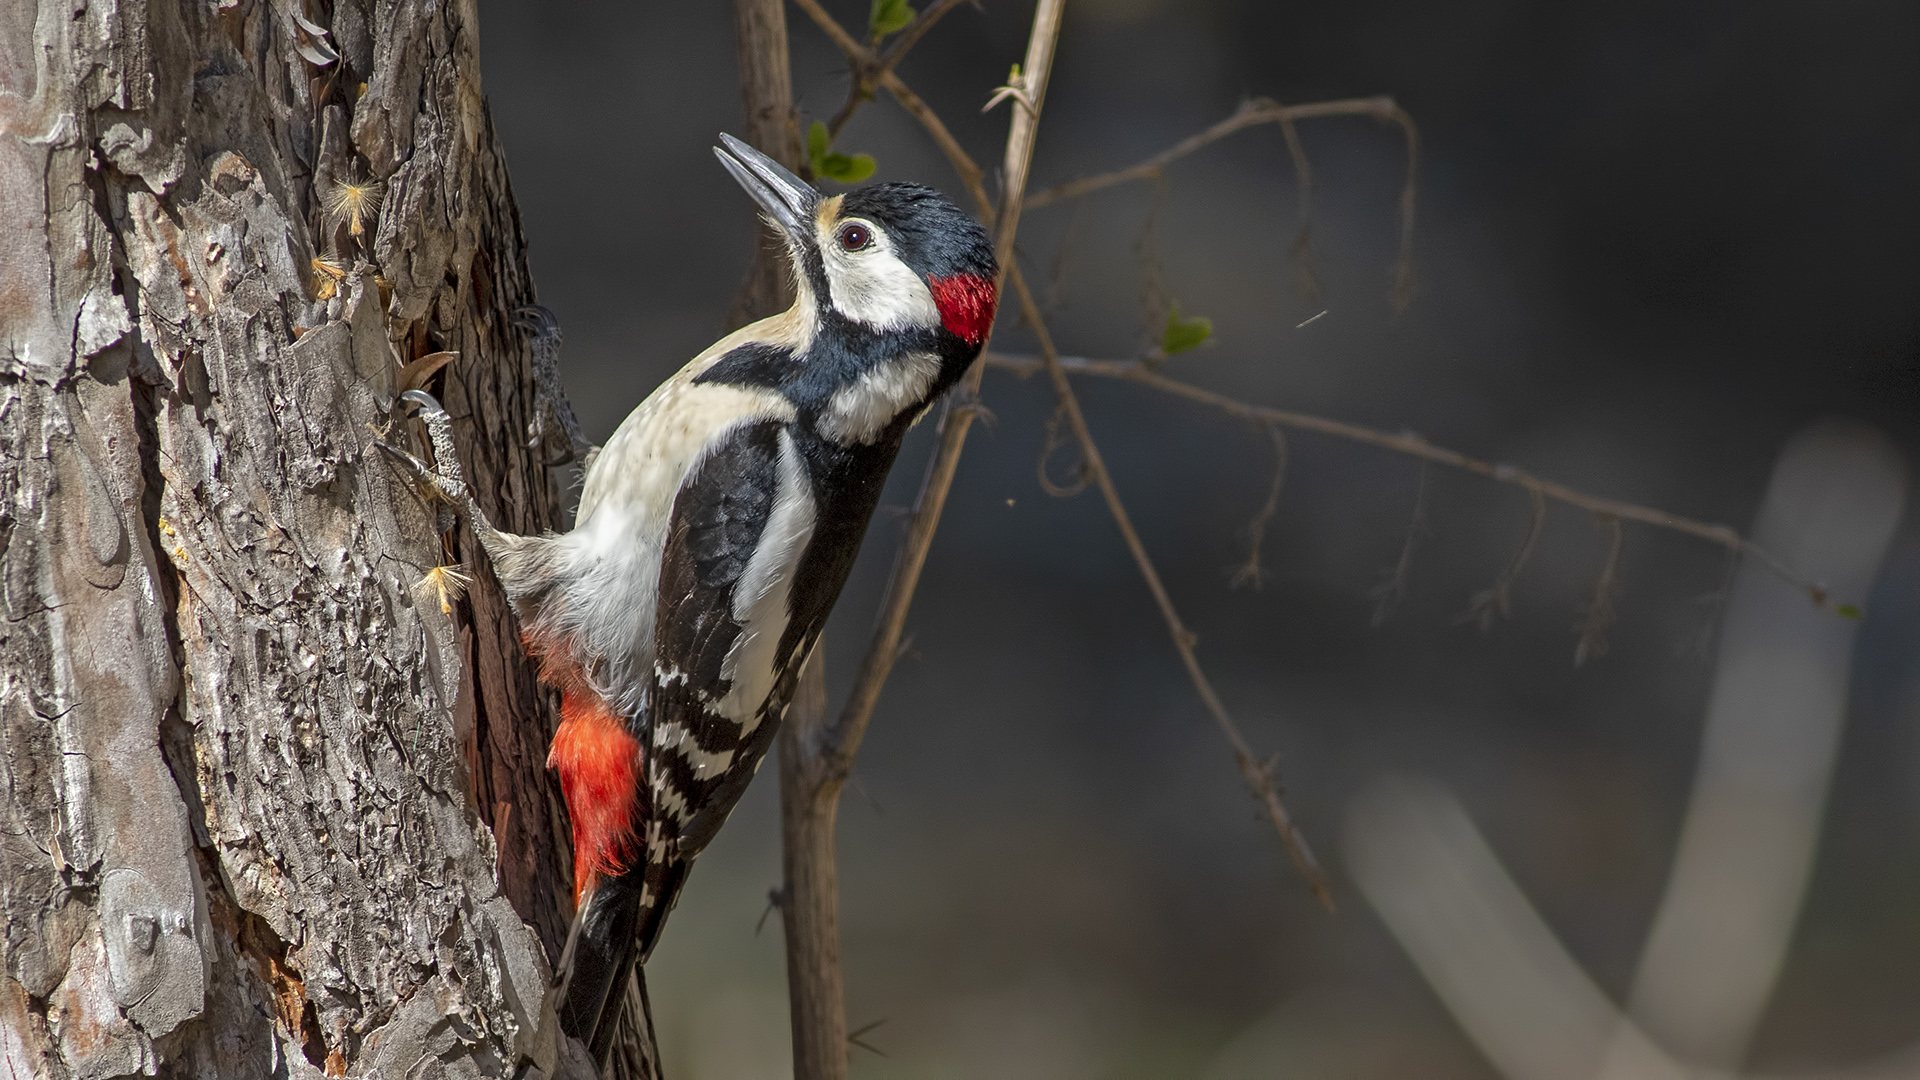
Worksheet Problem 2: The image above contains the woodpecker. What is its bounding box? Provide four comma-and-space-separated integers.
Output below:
381, 134, 997, 1061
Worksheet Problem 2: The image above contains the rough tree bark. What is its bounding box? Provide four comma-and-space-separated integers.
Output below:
0, 0, 616, 1075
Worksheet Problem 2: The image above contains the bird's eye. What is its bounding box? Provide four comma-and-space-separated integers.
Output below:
837, 224, 872, 251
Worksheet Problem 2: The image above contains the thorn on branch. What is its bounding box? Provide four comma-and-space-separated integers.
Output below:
1370, 461, 1431, 626
981, 63, 1036, 115
848, 1019, 889, 1058
1574, 515, 1625, 666
1461, 485, 1546, 631
1231, 425, 1289, 590
756, 887, 786, 935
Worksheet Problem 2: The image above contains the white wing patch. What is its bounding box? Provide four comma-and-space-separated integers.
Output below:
717, 429, 816, 734
817, 351, 942, 445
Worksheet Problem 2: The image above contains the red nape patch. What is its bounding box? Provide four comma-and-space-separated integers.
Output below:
927, 273, 998, 346
547, 689, 641, 903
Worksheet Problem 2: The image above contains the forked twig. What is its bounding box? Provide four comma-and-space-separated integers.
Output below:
1231, 425, 1289, 590
823, 0, 971, 141
1037, 400, 1091, 497
1462, 485, 1548, 631
794, 1, 1332, 904
806, 0, 1062, 786
1008, 261, 1334, 907
1371, 461, 1430, 626
1575, 515, 1626, 667
1276, 113, 1323, 304
982, 351, 1837, 610
1023, 94, 1419, 311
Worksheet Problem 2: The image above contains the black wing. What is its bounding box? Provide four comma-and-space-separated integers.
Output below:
633, 419, 813, 957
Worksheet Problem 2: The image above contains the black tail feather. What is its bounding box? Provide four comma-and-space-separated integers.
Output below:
557, 874, 644, 1049
555, 860, 692, 1072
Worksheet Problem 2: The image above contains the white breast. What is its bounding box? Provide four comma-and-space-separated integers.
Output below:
543, 328, 798, 718
817, 351, 942, 445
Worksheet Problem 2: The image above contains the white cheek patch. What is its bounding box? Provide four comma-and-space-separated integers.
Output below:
819, 218, 942, 332
817, 351, 942, 445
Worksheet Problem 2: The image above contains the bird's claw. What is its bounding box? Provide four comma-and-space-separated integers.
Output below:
376, 391, 471, 530
512, 304, 561, 338
513, 304, 597, 470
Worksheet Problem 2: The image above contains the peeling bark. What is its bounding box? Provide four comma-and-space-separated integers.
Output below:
1, 0, 594, 1075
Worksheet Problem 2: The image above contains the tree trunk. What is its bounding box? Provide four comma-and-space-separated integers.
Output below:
0, 0, 611, 1075
728, 0, 801, 326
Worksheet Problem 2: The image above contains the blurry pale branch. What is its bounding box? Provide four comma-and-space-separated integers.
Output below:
1371, 462, 1431, 627
1231, 425, 1289, 590
1349, 431, 1909, 1080
1023, 94, 1420, 309
982, 351, 1842, 612
794, 0, 1331, 905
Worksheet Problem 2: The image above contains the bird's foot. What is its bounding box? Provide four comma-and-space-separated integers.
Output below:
515, 305, 598, 469
374, 390, 472, 533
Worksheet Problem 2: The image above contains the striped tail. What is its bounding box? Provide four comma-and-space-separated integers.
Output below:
548, 683, 695, 1068
555, 846, 692, 1069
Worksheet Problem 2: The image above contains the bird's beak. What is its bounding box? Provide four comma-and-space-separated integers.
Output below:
714, 133, 819, 246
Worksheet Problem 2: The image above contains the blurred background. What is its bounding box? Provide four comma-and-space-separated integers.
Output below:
475, 0, 1920, 1075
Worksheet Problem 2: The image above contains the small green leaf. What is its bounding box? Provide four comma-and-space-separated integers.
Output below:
806, 121, 876, 184
819, 152, 877, 183
807, 120, 831, 168
1160, 302, 1213, 355
1835, 603, 1862, 619
869, 0, 915, 40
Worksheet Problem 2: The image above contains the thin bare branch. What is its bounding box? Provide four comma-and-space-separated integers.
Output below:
1462, 485, 1547, 631
792, 0, 992, 217
1370, 461, 1430, 626
1024, 95, 1412, 205
812, 0, 1064, 795
1575, 516, 1626, 666
1023, 95, 1419, 311
1007, 263, 1334, 908
1277, 113, 1322, 305
824, 0, 971, 141
797, 0, 1337, 909
981, 351, 1836, 608
1231, 425, 1288, 590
